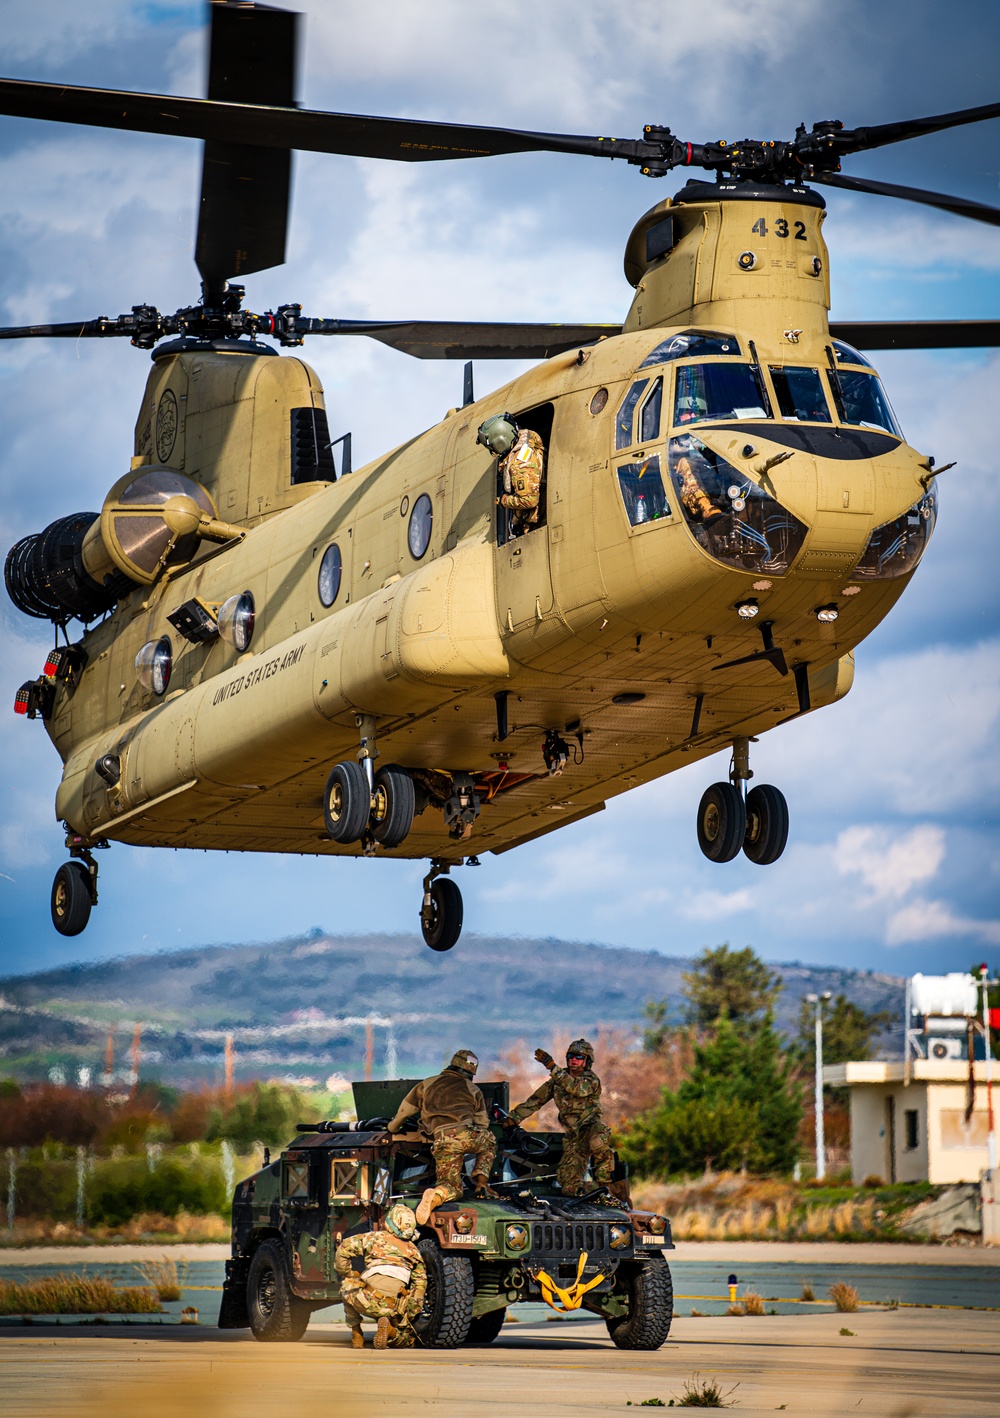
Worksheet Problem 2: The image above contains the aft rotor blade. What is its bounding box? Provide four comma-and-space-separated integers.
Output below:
0, 77, 652, 166
195, 2, 297, 295
814, 171, 1000, 227
841, 99, 1000, 154
292, 319, 624, 359
829, 319, 1000, 350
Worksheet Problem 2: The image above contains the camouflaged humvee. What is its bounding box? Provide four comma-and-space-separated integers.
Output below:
219, 1078, 674, 1349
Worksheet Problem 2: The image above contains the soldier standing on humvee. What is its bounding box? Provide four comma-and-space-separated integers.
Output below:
505, 1038, 615, 1197
386, 1048, 498, 1224
334, 1203, 427, 1350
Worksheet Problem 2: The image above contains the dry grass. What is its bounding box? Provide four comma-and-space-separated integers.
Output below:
0, 1211, 229, 1248
829, 1282, 860, 1313
800, 1282, 815, 1302
673, 1376, 738, 1407
726, 1289, 765, 1317
0, 1274, 161, 1315
632, 1175, 882, 1242
134, 1254, 188, 1302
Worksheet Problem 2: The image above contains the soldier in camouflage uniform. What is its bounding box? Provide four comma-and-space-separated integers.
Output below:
497, 428, 545, 536
334, 1203, 427, 1350
387, 1048, 498, 1224
506, 1037, 615, 1196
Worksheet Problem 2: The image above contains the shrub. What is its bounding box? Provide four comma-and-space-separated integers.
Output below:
829, 1282, 859, 1313
0, 1275, 160, 1315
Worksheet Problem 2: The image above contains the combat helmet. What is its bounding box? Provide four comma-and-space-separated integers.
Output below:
385, 1203, 418, 1240
476, 413, 518, 456
449, 1048, 479, 1077
566, 1038, 595, 1067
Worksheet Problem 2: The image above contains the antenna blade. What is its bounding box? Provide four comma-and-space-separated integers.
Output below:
814, 171, 1000, 227
194, 2, 298, 295
290, 319, 622, 359
829, 319, 1000, 350
842, 99, 1000, 154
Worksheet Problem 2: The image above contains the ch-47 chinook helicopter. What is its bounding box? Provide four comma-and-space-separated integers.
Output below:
3, 2, 999, 952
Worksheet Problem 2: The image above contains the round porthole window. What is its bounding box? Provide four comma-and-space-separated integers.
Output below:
590, 387, 609, 415
135, 636, 172, 696
218, 590, 255, 650
318, 543, 342, 606
400, 494, 409, 516
407, 493, 433, 559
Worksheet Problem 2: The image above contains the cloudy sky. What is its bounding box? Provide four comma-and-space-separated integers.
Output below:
0, 0, 998, 981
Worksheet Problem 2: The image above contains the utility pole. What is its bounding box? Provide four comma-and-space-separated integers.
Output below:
981, 965, 997, 1173
806, 991, 832, 1181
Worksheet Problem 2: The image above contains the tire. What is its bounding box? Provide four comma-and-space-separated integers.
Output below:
371, 766, 416, 849
246, 1238, 311, 1342
323, 760, 370, 844
51, 861, 92, 937
696, 782, 746, 863
413, 1236, 474, 1347
605, 1260, 673, 1351
743, 783, 789, 865
421, 878, 464, 952
464, 1307, 506, 1344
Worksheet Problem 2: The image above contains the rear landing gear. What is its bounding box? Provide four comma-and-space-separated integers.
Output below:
696, 737, 788, 867
50, 836, 105, 936
420, 862, 464, 952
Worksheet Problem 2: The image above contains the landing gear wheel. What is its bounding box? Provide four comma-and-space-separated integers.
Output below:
246, 1238, 311, 1342
371, 766, 415, 849
463, 1307, 506, 1344
696, 782, 746, 863
605, 1260, 673, 1351
51, 861, 92, 936
743, 783, 789, 865
323, 760, 370, 844
414, 1237, 473, 1347
421, 877, 463, 952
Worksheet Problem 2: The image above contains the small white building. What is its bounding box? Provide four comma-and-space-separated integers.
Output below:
823, 1060, 996, 1186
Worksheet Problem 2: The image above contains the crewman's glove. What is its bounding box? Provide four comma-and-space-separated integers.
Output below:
534, 1048, 555, 1069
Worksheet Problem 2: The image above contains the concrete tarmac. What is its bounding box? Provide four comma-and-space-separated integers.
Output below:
3, 1310, 998, 1418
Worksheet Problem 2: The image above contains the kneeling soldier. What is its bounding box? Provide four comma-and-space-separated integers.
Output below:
506, 1037, 614, 1196
334, 1203, 426, 1350
387, 1048, 498, 1224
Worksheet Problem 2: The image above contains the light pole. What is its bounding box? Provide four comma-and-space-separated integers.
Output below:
806, 991, 832, 1181
980, 965, 997, 1173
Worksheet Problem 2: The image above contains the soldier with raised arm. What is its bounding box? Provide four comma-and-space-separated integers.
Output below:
506, 1038, 615, 1197
387, 1048, 498, 1224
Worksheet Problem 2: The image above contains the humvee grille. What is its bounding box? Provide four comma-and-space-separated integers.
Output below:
533, 1221, 611, 1256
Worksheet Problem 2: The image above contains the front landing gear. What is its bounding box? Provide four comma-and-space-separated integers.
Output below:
420, 861, 464, 952
50, 836, 106, 936
696, 738, 788, 866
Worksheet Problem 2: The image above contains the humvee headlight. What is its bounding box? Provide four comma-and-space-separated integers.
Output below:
135, 636, 172, 696
218, 590, 255, 650
609, 1224, 632, 1249
815, 604, 839, 624
648, 1214, 667, 1235
505, 1223, 529, 1251
454, 1213, 475, 1234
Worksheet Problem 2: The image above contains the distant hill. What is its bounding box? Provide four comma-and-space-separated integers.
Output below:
0, 932, 904, 1087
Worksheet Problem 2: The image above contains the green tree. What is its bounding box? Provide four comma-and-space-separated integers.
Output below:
792, 994, 896, 1068
681, 945, 782, 1033
622, 1011, 802, 1176
206, 1082, 306, 1151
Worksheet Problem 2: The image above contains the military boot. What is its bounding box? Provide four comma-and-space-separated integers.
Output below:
472, 1174, 499, 1199
416, 1186, 448, 1226
349, 1325, 365, 1349
374, 1316, 397, 1350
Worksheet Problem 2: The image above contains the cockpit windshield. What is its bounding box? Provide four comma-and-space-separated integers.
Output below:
826, 368, 901, 436
769, 366, 832, 423
639, 330, 741, 368
831, 339, 874, 369
673, 363, 771, 426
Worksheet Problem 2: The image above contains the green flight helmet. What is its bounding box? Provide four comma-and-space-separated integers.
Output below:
450, 1048, 479, 1077
477, 413, 518, 456
566, 1038, 595, 1067
385, 1203, 418, 1240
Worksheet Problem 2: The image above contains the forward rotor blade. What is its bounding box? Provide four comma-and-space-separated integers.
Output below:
0, 319, 127, 339
829, 319, 1000, 350
291, 319, 623, 359
195, 2, 298, 295
814, 171, 1000, 227
0, 77, 650, 166
842, 100, 1000, 154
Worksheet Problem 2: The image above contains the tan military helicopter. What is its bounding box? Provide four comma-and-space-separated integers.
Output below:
3, 2, 999, 950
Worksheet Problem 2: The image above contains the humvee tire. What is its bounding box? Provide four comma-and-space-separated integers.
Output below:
464, 1307, 506, 1344
247, 1238, 311, 1342
605, 1260, 673, 1350
414, 1236, 473, 1346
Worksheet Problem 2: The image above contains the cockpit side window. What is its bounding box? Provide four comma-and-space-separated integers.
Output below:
638, 377, 662, 443
616, 379, 649, 450
639, 331, 741, 367
673, 363, 770, 427
826, 368, 901, 436
769, 366, 832, 423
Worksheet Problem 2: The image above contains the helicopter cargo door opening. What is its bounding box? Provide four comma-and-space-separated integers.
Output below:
495, 401, 554, 632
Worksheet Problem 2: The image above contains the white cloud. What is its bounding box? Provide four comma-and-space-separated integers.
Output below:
677, 888, 757, 922
886, 897, 1000, 947
834, 823, 946, 903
